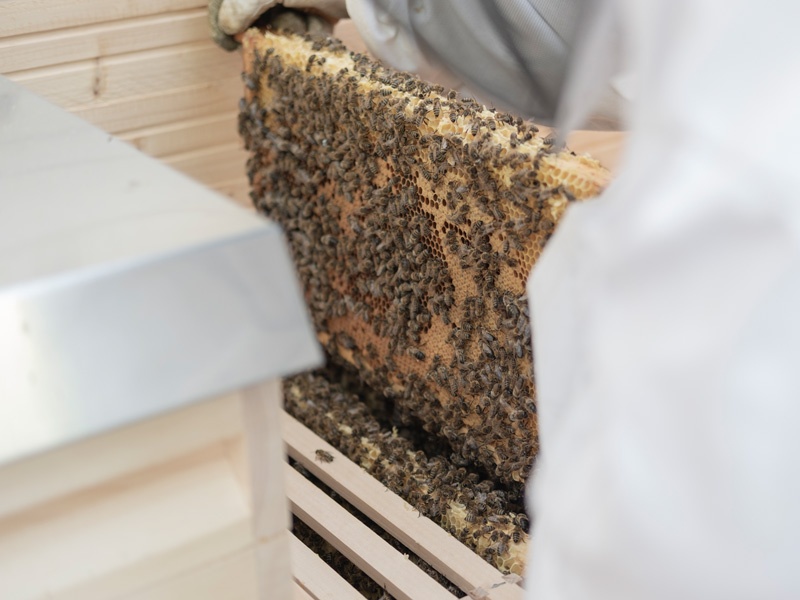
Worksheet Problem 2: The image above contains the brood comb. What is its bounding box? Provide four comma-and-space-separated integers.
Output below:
240, 29, 610, 484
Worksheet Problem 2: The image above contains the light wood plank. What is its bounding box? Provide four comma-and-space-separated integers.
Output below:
0, 451, 251, 599
253, 530, 294, 600
120, 111, 240, 157
567, 129, 627, 173
294, 582, 316, 600
0, 9, 210, 74
9, 40, 242, 109
285, 463, 455, 600
532, 125, 625, 175
0, 393, 242, 521
71, 77, 242, 133
210, 177, 253, 210
240, 381, 291, 542
114, 547, 260, 600
283, 414, 523, 600
164, 143, 249, 187
332, 20, 369, 55
289, 534, 364, 600
0, 0, 206, 38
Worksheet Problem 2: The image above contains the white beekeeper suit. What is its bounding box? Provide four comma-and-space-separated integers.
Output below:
529, 1, 800, 598
213, 0, 800, 597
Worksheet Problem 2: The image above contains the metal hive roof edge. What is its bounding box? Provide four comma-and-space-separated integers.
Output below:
0, 76, 322, 467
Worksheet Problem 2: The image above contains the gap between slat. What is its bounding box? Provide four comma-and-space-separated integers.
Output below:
289, 532, 365, 600
284, 463, 455, 600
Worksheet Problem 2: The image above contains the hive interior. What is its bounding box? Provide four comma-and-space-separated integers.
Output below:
284, 368, 529, 577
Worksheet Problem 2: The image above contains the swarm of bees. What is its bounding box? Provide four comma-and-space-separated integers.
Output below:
240, 29, 609, 486
285, 371, 529, 576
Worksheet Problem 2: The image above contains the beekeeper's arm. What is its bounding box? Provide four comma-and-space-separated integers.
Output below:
527, 1, 800, 598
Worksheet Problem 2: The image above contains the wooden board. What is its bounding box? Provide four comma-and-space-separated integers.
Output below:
285, 463, 455, 600
8, 41, 241, 109
72, 78, 242, 134
210, 177, 254, 209
567, 129, 626, 173
120, 112, 240, 157
0, 393, 241, 521
0, 449, 252, 599
163, 142, 249, 187
0, 0, 206, 37
284, 413, 523, 600
0, 9, 209, 73
289, 533, 364, 600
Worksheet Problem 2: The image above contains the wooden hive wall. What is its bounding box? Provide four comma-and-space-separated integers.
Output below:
0, 0, 251, 207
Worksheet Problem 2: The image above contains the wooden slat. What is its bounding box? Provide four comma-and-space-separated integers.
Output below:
164, 143, 248, 187
0, 0, 205, 38
71, 78, 241, 134
289, 533, 365, 600
283, 414, 523, 600
0, 9, 210, 74
9, 40, 241, 109
332, 20, 368, 55
120, 112, 239, 158
209, 177, 253, 210
240, 381, 291, 542
294, 582, 315, 600
284, 464, 454, 600
109, 547, 260, 600
567, 129, 626, 173
0, 451, 251, 599
0, 393, 241, 521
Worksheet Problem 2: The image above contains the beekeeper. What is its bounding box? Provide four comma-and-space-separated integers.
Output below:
211, 1, 800, 598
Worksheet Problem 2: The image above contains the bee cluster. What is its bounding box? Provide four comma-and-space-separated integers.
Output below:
240, 29, 609, 487
285, 370, 529, 576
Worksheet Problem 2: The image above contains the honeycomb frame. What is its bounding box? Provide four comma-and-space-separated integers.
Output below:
240, 29, 610, 484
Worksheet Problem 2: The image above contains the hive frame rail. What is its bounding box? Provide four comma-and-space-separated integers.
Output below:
283, 412, 524, 600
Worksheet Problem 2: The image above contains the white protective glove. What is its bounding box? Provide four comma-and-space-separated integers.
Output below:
527, 0, 800, 598
217, 0, 348, 36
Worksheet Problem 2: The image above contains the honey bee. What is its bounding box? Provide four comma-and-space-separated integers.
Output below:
408, 347, 426, 361
413, 113, 429, 127
315, 449, 334, 463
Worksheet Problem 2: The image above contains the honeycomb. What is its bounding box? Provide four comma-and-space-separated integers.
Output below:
240, 29, 610, 484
